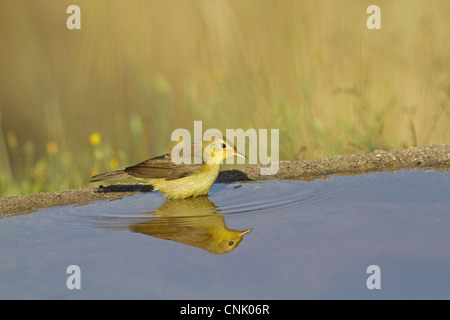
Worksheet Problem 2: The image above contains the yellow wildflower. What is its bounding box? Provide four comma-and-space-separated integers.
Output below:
89, 167, 99, 176
89, 132, 102, 146
109, 157, 119, 169
46, 141, 58, 154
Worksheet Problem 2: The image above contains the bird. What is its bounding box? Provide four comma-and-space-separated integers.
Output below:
90, 136, 247, 199
129, 196, 253, 254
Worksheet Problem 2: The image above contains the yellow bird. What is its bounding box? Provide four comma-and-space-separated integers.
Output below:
129, 196, 253, 255
90, 136, 246, 199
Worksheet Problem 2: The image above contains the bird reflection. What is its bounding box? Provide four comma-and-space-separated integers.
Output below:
126, 196, 253, 255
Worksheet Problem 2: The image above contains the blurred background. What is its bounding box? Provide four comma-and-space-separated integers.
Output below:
0, 0, 449, 196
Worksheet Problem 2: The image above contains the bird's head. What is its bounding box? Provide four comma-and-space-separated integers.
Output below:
202, 136, 247, 165
209, 228, 253, 255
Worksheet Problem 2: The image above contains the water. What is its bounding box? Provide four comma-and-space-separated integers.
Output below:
0, 169, 449, 299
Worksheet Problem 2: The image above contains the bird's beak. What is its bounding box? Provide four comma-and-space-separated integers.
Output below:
234, 150, 247, 159
238, 228, 253, 237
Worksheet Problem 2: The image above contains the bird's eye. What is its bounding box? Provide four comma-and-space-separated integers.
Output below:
221, 143, 227, 149
228, 241, 234, 246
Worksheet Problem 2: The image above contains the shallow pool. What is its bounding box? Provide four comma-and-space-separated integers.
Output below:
0, 169, 449, 299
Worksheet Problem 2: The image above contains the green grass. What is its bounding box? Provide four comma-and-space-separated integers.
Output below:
0, 0, 449, 196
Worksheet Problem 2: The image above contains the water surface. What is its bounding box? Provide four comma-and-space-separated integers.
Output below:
0, 169, 449, 299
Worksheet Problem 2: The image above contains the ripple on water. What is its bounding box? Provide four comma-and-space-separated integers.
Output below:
211, 180, 332, 216
58, 179, 334, 234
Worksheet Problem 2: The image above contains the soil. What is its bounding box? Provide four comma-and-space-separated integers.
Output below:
1, 144, 448, 216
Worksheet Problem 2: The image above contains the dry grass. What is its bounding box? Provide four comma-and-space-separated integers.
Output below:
0, 0, 449, 195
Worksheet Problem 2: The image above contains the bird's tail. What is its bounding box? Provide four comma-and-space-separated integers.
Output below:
90, 170, 130, 182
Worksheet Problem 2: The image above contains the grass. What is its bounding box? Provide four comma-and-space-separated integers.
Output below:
0, 0, 449, 196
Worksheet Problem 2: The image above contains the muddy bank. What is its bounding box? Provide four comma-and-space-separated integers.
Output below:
1, 144, 448, 215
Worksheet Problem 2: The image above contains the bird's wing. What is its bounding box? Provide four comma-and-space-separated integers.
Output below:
125, 151, 205, 180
